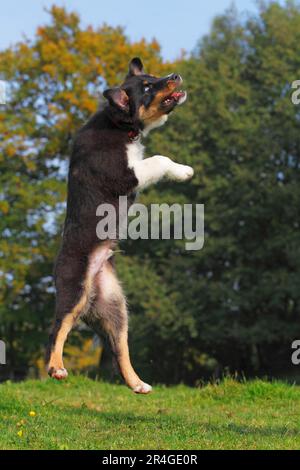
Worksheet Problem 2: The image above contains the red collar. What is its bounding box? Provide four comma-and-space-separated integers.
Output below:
128, 130, 140, 141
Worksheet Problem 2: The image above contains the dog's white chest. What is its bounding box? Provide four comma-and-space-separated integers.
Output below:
126, 140, 145, 169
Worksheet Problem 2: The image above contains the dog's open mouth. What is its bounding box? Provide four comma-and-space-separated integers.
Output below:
161, 90, 187, 108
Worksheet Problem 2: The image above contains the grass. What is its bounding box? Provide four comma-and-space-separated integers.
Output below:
1, 376, 300, 450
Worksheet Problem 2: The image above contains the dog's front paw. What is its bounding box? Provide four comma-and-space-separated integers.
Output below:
171, 164, 194, 182
48, 367, 68, 380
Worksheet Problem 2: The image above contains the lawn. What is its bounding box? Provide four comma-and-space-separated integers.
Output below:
1, 376, 300, 450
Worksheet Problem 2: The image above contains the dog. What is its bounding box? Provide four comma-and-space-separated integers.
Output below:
46, 57, 194, 394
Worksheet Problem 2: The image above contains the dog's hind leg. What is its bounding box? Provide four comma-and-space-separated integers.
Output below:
46, 254, 91, 380
84, 259, 152, 394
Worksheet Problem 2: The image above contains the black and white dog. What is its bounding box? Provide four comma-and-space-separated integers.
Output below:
46, 58, 194, 394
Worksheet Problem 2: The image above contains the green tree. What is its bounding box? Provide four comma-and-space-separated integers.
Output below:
135, 1, 300, 383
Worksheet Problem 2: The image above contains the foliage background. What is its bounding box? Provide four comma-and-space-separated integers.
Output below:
1, 1, 300, 384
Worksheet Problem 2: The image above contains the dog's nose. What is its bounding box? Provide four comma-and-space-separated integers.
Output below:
170, 73, 182, 83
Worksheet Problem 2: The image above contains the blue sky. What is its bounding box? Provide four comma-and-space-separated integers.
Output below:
0, 0, 279, 60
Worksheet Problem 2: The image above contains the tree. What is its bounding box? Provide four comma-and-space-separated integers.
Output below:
2, 1, 300, 385
0, 5, 167, 379
139, 1, 300, 382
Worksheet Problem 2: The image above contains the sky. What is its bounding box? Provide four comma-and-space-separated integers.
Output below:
0, 0, 281, 60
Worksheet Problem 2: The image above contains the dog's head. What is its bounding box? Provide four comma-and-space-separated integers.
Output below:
103, 58, 187, 134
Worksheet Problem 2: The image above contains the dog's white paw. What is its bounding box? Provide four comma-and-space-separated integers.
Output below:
171, 164, 194, 182
49, 367, 68, 380
133, 382, 153, 394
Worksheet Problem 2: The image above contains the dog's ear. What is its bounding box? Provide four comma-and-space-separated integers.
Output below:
103, 87, 129, 111
128, 57, 145, 77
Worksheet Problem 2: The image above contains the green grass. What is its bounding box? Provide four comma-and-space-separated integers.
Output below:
1, 376, 300, 450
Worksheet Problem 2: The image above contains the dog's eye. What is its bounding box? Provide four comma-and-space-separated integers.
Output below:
143, 85, 151, 93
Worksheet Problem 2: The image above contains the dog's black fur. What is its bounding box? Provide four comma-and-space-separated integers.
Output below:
46, 58, 187, 392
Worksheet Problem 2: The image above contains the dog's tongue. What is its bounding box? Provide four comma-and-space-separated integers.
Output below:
171, 91, 185, 101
